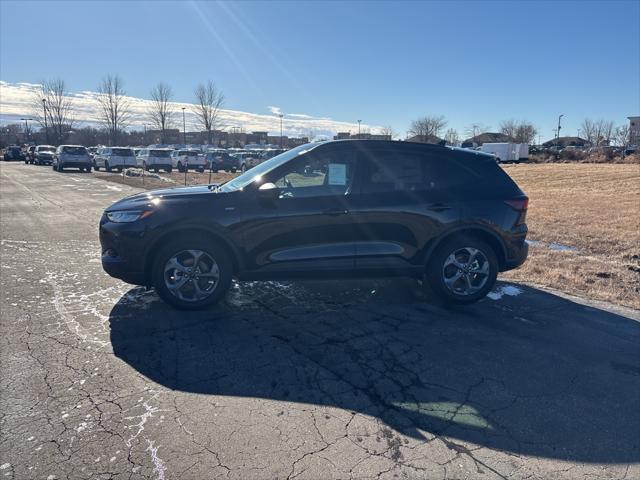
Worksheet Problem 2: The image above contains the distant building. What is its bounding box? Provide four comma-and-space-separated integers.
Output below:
629, 116, 640, 145
406, 134, 444, 144
541, 136, 588, 148
333, 132, 392, 141
461, 132, 515, 148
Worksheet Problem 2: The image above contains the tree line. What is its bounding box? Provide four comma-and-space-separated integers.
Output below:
27, 76, 224, 146
407, 115, 632, 146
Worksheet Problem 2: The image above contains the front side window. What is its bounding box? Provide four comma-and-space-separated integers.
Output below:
270, 150, 356, 198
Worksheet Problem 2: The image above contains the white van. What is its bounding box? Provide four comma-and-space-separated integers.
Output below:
479, 143, 529, 163
93, 147, 137, 172
137, 148, 173, 172
170, 149, 206, 172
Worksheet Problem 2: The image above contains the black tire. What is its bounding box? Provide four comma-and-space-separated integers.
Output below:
152, 236, 232, 310
105, 161, 112, 172
52, 163, 57, 171
197, 167, 204, 173
58, 163, 64, 172
231, 167, 237, 173
177, 162, 183, 172
85, 165, 92, 173
425, 236, 498, 305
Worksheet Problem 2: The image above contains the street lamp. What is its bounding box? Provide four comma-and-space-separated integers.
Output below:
357, 119, 362, 136
279, 113, 284, 148
20, 118, 32, 142
42, 98, 49, 144
182, 107, 186, 145
556, 114, 564, 148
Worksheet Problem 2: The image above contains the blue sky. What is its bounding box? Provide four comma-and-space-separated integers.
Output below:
1, 0, 638, 140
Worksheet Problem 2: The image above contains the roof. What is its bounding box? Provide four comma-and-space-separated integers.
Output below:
542, 136, 588, 147
462, 132, 516, 144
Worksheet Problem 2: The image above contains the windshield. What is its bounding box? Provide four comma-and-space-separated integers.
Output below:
218, 144, 317, 192
39, 146, 55, 152
62, 146, 87, 155
112, 148, 133, 156
150, 150, 171, 157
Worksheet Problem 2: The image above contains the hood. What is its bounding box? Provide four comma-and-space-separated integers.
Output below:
105, 184, 219, 212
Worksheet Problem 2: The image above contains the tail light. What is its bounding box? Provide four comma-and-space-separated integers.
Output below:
505, 197, 529, 225
505, 197, 529, 211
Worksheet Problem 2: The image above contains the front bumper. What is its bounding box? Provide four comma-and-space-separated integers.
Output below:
99, 215, 148, 285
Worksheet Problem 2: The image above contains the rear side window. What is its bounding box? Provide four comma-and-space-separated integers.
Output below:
360, 149, 482, 193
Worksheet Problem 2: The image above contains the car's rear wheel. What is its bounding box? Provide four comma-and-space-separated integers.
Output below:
425, 236, 498, 304
152, 237, 232, 310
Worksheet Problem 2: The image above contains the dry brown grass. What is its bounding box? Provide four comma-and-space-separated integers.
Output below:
501, 163, 640, 309
93, 164, 640, 309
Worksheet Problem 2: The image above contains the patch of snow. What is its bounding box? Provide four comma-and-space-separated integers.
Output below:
487, 285, 523, 300
548, 242, 578, 252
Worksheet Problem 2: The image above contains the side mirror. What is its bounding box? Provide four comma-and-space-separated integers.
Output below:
257, 182, 279, 202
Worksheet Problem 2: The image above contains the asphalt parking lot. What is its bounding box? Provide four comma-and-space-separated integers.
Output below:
1, 161, 639, 480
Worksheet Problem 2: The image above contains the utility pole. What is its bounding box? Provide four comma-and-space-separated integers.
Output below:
20, 118, 32, 143
42, 99, 49, 144
556, 114, 564, 149
279, 113, 283, 148
182, 107, 186, 145
357, 120, 362, 136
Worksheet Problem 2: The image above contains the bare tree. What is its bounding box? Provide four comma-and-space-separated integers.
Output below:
580, 119, 597, 145
96, 75, 131, 146
595, 119, 615, 146
614, 124, 630, 147
499, 119, 537, 143
444, 128, 460, 146
380, 126, 396, 139
464, 123, 491, 140
408, 115, 447, 139
193, 81, 224, 145
30, 79, 75, 144
148, 82, 174, 144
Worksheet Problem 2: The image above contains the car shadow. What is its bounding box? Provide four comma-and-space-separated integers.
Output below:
108, 279, 640, 463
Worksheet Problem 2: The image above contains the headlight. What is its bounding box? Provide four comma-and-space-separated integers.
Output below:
106, 210, 153, 223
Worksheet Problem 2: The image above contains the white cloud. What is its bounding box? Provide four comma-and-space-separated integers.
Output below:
0, 81, 382, 138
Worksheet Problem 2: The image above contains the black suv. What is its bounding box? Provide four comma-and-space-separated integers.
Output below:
100, 140, 528, 309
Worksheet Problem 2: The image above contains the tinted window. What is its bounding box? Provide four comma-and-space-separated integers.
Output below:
112, 148, 133, 156
150, 150, 171, 157
361, 149, 481, 193
39, 146, 55, 152
62, 146, 87, 155
179, 150, 199, 156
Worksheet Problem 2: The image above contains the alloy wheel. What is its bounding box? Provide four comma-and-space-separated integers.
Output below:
163, 249, 220, 302
442, 247, 491, 296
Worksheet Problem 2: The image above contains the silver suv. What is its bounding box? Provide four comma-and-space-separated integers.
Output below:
53, 145, 92, 172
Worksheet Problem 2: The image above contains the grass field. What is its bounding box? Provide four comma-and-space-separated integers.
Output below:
501, 163, 640, 309
96, 163, 640, 309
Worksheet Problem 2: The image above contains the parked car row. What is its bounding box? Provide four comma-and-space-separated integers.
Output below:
9, 143, 292, 174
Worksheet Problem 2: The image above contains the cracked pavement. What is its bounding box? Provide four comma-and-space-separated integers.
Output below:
1, 161, 639, 480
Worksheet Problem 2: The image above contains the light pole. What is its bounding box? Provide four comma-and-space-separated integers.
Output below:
357, 120, 362, 136
182, 108, 186, 145
279, 113, 283, 148
556, 114, 564, 148
20, 118, 32, 143
42, 98, 49, 144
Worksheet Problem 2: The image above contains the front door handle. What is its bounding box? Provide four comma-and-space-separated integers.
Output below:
426, 203, 451, 212
323, 208, 349, 215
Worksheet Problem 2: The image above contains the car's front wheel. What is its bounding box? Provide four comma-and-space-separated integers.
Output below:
152, 237, 232, 310
425, 236, 498, 304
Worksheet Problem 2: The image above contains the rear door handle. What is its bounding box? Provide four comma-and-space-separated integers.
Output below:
323, 208, 349, 215
426, 203, 451, 212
